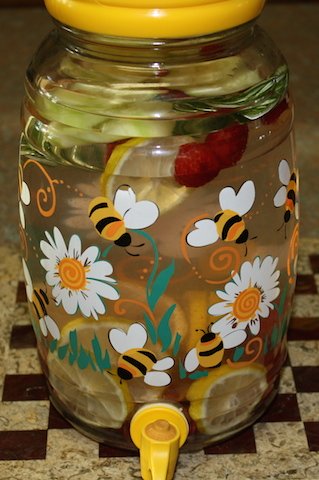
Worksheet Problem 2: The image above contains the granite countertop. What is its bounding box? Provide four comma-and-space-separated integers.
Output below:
0, 3, 319, 479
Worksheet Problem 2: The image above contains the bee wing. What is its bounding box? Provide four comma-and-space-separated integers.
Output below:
184, 348, 199, 373
273, 185, 287, 207
222, 330, 247, 349
39, 317, 48, 337
123, 201, 159, 229
113, 186, 136, 217
144, 371, 172, 387
45, 315, 61, 340
278, 159, 291, 185
187, 219, 218, 247
219, 180, 255, 216
22, 258, 33, 303
153, 357, 174, 371
21, 181, 31, 205
109, 322, 147, 353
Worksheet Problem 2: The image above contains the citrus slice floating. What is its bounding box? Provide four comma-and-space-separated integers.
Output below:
186, 364, 267, 435
48, 317, 132, 429
101, 136, 193, 214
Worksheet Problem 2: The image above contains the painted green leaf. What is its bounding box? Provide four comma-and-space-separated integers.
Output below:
263, 336, 269, 355
77, 346, 96, 370
158, 304, 176, 352
280, 315, 289, 339
277, 284, 288, 315
148, 260, 175, 311
271, 325, 279, 348
49, 339, 58, 353
143, 312, 157, 344
189, 370, 209, 380
68, 329, 78, 365
58, 343, 69, 360
233, 346, 245, 362
173, 333, 182, 356
178, 360, 187, 380
92, 334, 111, 371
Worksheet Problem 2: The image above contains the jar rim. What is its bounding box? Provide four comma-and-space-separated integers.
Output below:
44, 0, 266, 38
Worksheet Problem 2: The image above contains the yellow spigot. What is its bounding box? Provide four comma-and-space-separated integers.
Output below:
130, 404, 189, 480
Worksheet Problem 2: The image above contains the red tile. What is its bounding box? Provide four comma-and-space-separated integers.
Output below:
204, 426, 256, 455
0, 430, 47, 460
10, 324, 37, 349
293, 367, 319, 393
309, 254, 319, 274
48, 403, 72, 429
304, 422, 319, 451
2, 374, 49, 401
99, 444, 138, 458
16, 281, 27, 303
295, 275, 317, 294
259, 394, 300, 422
288, 317, 319, 340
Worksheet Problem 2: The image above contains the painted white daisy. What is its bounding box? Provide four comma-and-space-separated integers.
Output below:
40, 227, 119, 320
22, 258, 60, 340
209, 256, 280, 342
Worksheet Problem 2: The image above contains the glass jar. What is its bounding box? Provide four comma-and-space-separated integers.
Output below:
19, 0, 298, 463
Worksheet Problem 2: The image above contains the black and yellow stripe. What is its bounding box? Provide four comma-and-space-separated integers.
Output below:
117, 348, 157, 381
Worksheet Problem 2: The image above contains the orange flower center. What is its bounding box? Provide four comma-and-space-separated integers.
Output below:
58, 258, 87, 291
232, 287, 261, 322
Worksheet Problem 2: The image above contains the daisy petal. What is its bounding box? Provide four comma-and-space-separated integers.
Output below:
249, 319, 260, 335
222, 329, 247, 348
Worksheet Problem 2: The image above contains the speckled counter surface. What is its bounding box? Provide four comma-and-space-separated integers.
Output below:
0, 238, 319, 479
0, 3, 319, 480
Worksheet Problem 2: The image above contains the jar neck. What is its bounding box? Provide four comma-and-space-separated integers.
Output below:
56, 20, 256, 65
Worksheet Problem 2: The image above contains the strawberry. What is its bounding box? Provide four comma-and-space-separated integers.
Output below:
206, 123, 249, 168
261, 98, 289, 125
174, 142, 220, 187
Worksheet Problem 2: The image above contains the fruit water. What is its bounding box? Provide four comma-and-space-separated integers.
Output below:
19, 23, 298, 451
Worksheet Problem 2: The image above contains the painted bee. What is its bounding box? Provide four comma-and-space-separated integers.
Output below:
274, 159, 299, 237
22, 258, 60, 340
88, 186, 159, 255
109, 323, 174, 386
184, 325, 247, 373
187, 180, 256, 254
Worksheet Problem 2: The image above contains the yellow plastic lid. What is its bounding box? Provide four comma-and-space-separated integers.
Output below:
44, 0, 266, 38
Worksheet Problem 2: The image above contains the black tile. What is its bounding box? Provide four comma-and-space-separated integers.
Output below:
293, 367, 319, 393
0, 430, 47, 460
204, 426, 256, 455
309, 254, 319, 275
288, 317, 319, 341
2, 374, 49, 401
259, 394, 300, 422
10, 324, 37, 349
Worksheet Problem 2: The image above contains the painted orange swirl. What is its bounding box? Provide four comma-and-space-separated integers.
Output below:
232, 288, 261, 322
287, 223, 299, 283
206, 246, 241, 285
114, 298, 156, 324
58, 258, 87, 290
23, 159, 58, 217
226, 337, 263, 369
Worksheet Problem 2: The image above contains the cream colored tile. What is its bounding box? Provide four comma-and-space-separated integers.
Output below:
279, 366, 296, 393
0, 401, 49, 431
288, 340, 319, 366
254, 422, 308, 454
292, 295, 319, 318
6, 348, 42, 375
297, 393, 319, 422
46, 429, 99, 461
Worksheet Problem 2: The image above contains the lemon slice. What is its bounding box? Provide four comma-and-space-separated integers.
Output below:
48, 317, 132, 429
186, 364, 267, 435
101, 136, 193, 214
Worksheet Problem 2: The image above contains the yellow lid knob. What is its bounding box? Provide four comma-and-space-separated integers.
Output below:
44, 0, 266, 38
130, 404, 189, 480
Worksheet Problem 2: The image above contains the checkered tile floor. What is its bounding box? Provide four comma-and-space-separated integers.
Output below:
0, 243, 319, 473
